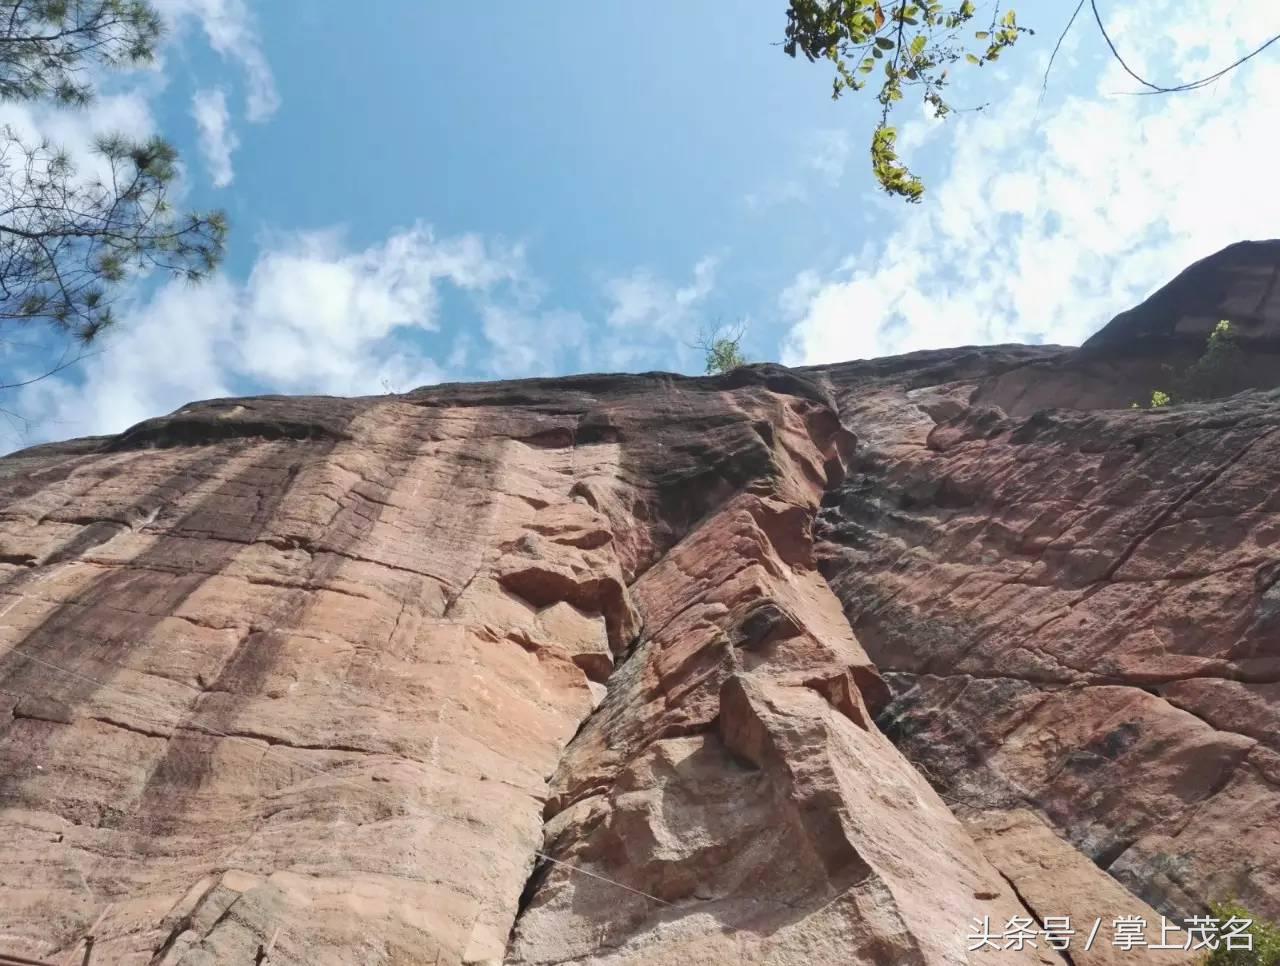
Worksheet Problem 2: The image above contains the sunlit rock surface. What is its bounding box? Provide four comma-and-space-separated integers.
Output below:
2, 241, 1278, 964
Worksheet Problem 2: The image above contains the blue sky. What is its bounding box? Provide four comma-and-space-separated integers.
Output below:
3, 0, 1280, 449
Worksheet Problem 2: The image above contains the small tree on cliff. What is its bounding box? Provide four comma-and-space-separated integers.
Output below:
782, 1, 1280, 202
1181, 319, 1244, 401
1135, 320, 1244, 408
694, 322, 748, 374
1, 0, 227, 371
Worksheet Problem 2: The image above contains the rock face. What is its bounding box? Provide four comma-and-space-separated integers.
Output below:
2, 241, 1278, 965
974, 240, 1280, 415
813, 358, 1280, 927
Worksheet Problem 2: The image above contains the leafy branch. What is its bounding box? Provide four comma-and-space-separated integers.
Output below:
785, 0, 1280, 203
784, 0, 1032, 202
0, 0, 163, 105
0, 1, 228, 353
1, 127, 227, 343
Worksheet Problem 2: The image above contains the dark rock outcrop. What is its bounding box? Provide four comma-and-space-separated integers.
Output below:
973, 239, 1280, 415
1084, 240, 1280, 351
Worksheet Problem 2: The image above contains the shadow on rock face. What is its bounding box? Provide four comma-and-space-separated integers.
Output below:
975, 240, 1280, 415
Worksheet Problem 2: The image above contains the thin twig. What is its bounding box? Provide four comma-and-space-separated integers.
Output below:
1091, 0, 1280, 95
1039, 0, 1086, 105
0, 346, 97, 389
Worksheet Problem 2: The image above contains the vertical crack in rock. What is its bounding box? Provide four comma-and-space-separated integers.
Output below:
502, 385, 1049, 965
993, 870, 1075, 966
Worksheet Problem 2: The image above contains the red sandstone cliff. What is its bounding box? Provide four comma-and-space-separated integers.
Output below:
1, 241, 1277, 964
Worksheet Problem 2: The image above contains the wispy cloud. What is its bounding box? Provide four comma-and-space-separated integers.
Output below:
4, 203, 729, 445
596, 256, 719, 370
15, 225, 525, 441
236, 226, 523, 393
459, 255, 721, 379
191, 88, 238, 186
745, 128, 855, 211
605, 256, 717, 331
780, 0, 1280, 365
158, 0, 280, 122
809, 129, 852, 183
157, 0, 279, 187
478, 303, 588, 378
2, 0, 278, 197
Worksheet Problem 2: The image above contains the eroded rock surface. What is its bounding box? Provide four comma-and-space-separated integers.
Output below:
507, 405, 1047, 966
811, 325, 1280, 927
3, 241, 1279, 964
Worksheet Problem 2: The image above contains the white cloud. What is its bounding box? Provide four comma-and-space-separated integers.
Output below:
148, 0, 280, 189
157, 0, 280, 122
743, 180, 805, 212
781, 0, 1280, 365
591, 256, 720, 371
191, 88, 238, 187
605, 256, 717, 332
479, 304, 588, 378
453, 256, 718, 379
3, 90, 155, 146
744, 128, 854, 212
19, 277, 238, 439
0, 0, 277, 196
0, 90, 158, 192
8, 233, 727, 447
236, 226, 522, 393
778, 269, 823, 320
809, 129, 852, 183
14, 225, 525, 441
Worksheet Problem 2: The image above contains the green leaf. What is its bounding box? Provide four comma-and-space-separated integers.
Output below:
974, 30, 989, 39
965, 52, 980, 65
875, 36, 895, 49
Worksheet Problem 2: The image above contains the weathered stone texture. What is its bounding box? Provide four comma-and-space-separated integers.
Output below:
4, 241, 1280, 964
813, 350, 1280, 928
